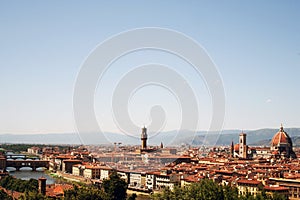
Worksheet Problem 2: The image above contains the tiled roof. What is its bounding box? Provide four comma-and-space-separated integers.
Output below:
237, 179, 261, 185
46, 184, 73, 197
264, 185, 288, 191
271, 125, 292, 146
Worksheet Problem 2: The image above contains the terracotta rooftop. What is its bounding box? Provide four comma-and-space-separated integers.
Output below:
47, 184, 73, 198
264, 185, 289, 191
271, 125, 292, 146
234, 144, 239, 152
237, 179, 261, 185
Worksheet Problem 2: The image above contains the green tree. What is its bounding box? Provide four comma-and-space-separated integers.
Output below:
20, 191, 48, 200
64, 185, 105, 200
270, 192, 286, 200
152, 180, 238, 200
223, 184, 239, 200
151, 180, 287, 200
0, 175, 38, 193
102, 170, 128, 200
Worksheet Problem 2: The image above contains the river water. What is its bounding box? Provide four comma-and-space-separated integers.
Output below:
7, 167, 55, 184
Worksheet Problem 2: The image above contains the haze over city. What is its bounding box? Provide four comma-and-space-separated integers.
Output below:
1, 1, 300, 135
2, 2, 300, 200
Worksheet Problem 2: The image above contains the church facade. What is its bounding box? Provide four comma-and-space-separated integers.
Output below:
231, 125, 296, 159
270, 125, 296, 159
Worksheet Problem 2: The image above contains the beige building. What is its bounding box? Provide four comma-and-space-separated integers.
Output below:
83, 165, 101, 179
154, 171, 180, 190
269, 177, 300, 199
100, 166, 112, 180
237, 179, 262, 196
27, 147, 40, 155
264, 185, 289, 199
72, 164, 82, 176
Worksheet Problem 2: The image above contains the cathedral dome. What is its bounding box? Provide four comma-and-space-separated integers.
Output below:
271, 125, 292, 146
234, 144, 239, 152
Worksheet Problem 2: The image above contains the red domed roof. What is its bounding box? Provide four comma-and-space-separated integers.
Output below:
234, 144, 239, 151
271, 125, 292, 146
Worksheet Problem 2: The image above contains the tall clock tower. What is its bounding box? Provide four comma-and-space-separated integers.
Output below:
141, 126, 147, 149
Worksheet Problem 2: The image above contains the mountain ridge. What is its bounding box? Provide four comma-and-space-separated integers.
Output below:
0, 128, 299, 146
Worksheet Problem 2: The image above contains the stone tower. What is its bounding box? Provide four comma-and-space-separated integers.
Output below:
141, 126, 147, 149
38, 177, 47, 195
239, 132, 247, 158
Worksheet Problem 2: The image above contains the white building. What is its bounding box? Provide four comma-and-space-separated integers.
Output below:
146, 173, 156, 190
129, 172, 142, 188
100, 166, 112, 180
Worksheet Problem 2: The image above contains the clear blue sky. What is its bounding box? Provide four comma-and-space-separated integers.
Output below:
0, 1, 300, 134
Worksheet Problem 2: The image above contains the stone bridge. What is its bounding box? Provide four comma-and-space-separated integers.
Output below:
6, 160, 49, 171
6, 154, 39, 160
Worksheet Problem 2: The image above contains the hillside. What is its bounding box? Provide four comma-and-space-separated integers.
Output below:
0, 128, 299, 146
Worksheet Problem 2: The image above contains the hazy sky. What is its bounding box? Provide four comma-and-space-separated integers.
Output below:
1, 1, 300, 134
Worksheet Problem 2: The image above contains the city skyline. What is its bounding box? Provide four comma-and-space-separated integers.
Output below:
1, 1, 300, 135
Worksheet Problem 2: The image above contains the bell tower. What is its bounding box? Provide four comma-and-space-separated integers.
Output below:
141, 126, 147, 149
239, 132, 247, 158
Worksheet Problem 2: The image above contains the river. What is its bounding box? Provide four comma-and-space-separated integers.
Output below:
7, 167, 55, 184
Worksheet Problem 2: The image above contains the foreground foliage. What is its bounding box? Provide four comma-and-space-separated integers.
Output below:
102, 171, 128, 200
0, 175, 38, 193
63, 171, 134, 200
0, 171, 136, 200
64, 185, 107, 200
151, 179, 286, 200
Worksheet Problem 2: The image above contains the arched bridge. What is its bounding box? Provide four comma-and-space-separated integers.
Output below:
6, 160, 49, 171
6, 154, 39, 160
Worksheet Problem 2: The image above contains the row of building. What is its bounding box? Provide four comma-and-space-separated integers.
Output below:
26, 125, 300, 199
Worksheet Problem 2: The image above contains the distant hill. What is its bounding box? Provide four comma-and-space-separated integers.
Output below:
0, 128, 299, 146
188, 128, 300, 147
0, 130, 240, 146
246, 128, 300, 146
292, 136, 300, 147
252, 136, 300, 147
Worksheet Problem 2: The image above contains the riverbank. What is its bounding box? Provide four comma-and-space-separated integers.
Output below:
48, 171, 92, 184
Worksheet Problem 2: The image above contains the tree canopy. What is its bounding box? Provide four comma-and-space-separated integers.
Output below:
102, 170, 128, 200
151, 179, 286, 200
0, 175, 38, 193
63, 170, 132, 200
